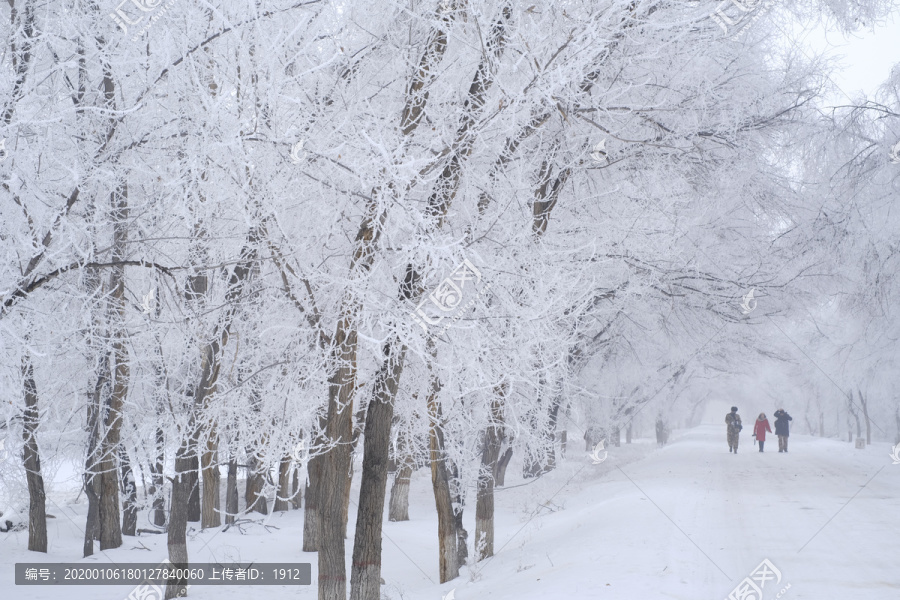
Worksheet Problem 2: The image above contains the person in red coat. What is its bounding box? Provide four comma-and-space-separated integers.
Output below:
753, 413, 773, 452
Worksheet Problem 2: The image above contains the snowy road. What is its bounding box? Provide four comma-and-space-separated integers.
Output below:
455, 424, 900, 600
2, 424, 898, 600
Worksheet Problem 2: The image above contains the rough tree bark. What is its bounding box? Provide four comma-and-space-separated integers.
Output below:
120, 446, 137, 536
149, 424, 167, 528
388, 463, 413, 522
166, 433, 194, 600
475, 383, 507, 560
274, 455, 293, 512
546, 394, 564, 469
318, 307, 361, 599
242, 375, 269, 516
22, 354, 47, 553
199, 425, 220, 528
303, 411, 327, 551
388, 424, 416, 522
450, 460, 468, 568
99, 181, 130, 551
148, 311, 168, 529
225, 456, 239, 525
291, 466, 302, 510
245, 448, 268, 515
83, 354, 106, 556
495, 447, 513, 487
426, 364, 459, 583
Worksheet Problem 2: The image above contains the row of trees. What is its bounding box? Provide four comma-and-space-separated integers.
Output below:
1, 1, 898, 599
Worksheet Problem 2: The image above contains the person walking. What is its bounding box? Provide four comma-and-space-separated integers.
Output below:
725, 406, 742, 453
752, 413, 772, 452
774, 408, 792, 452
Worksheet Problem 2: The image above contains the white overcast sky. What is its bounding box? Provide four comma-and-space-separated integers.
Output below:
792, 12, 900, 106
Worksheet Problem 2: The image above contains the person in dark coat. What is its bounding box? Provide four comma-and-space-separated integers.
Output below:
725, 406, 742, 453
773, 408, 792, 452
753, 413, 772, 452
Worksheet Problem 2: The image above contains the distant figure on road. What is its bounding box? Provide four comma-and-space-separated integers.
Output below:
774, 409, 792, 453
726, 406, 742, 453
753, 413, 772, 452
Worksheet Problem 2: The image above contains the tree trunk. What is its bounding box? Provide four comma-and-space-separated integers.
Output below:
424, 355, 459, 583
858, 388, 871, 445
245, 452, 268, 515
546, 395, 562, 471
99, 326, 127, 551
303, 451, 323, 551
848, 392, 861, 441
318, 193, 387, 599
83, 355, 106, 557
166, 438, 192, 600
149, 425, 166, 527
430, 398, 459, 582
451, 460, 468, 569
244, 387, 268, 516
302, 410, 327, 549
8, 11, 47, 554
96, 75, 129, 554
522, 406, 546, 479
475, 387, 506, 561
523, 387, 561, 477
291, 466, 302, 509
99, 206, 130, 548
225, 457, 239, 525
495, 447, 512, 488
388, 437, 414, 523
200, 436, 221, 528
319, 369, 354, 600
455, 514, 468, 567
120, 446, 137, 536
274, 455, 292, 512
388, 464, 413, 522
894, 404, 900, 445
182, 455, 199, 521
625, 424, 632, 444
22, 355, 47, 553
342, 460, 353, 540
349, 339, 406, 600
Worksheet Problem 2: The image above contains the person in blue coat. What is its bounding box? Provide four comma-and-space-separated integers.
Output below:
773, 408, 792, 452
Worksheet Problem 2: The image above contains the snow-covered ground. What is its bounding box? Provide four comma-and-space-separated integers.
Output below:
2, 424, 898, 599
